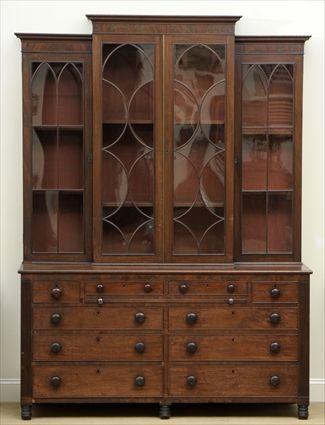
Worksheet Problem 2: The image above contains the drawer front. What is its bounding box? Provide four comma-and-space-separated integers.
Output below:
169, 365, 298, 397
169, 307, 298, 330
33, 306, 163, 330
252, 282, 299, 303
33, 334, 163, 361
169, 335, 298, 361
33, 280, 80, 304
168, 280, 248, 296
85, 280, 163, 297
33, 364, 163, 398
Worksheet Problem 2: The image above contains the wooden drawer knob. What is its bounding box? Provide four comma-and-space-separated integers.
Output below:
179, 283, 189, 294
51, 287, 62, 300
50, 376, 61, 387
144, 283, 153, 293
186, 312, 198, 325
50, 313, 62, 325
134, 312, 146, 324
270, 375, 280, 387
227, 283, 236, 293
269, 312, 281, 324
96, 284, 104, 293
270, 287, 281, 299
134, 376, 145, 387
50, 342, 62, 354
186, 342, 198, 354
270, 342, 281, 354
97, 298, 104, 306
186, 375, 197, 387
134, 342, 145, 353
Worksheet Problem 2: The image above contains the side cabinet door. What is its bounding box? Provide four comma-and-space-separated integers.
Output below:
22, 42, 92, 261
164, 35, 235, 262
92, 35, 163, 262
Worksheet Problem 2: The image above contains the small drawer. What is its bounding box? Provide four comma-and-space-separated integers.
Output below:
33, 306, 163, 330
169, 364, 298, 397
168, 280, 248, 296
168, 306, 298, 330
169, 335, 298, 361
33, 333, 163, 361
252, 282, 299, 303
85, 280, 163, 297
33, 280, 80, 304
33, 364, 163, 398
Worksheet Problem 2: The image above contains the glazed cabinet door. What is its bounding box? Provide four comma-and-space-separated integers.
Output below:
164, 35, 234, 262
22, 47, 92, 261
93, 35, 163, 262
235, 42, 304, 261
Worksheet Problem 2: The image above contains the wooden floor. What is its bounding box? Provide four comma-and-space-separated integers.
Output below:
1, 403, 324, 424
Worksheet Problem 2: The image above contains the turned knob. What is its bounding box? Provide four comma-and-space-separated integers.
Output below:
51, 287, 62, 300
270, 375, 280, 387
50, 342, 62, 354
144, 283, 152, 293
227, 298, 235, 305
50, 376, 61, 387
96, 284, 104, 293
134, 342, 145, 353
186, 312, 198, 325
270, 287, 281, 299
186, 342, 198, 354
269, 312, 281, 324
50, 313, 62, 325
97, 297, 104, 306
270, 342, 281, 354
186, 375, 197, 387
227, 283, 236, 294
134, 376, 145, 387
134, 312, 146, 324
179, 283, 189, 294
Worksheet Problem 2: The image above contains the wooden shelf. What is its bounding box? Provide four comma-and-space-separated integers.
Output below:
242, 126, 293, 135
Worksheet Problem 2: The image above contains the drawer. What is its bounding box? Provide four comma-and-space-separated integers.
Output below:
85, 280, 163, 297
169, 364, 298, 397
169, 335, 298, 361
33, 364, 163, 398
252, 282, 299, 303
169, 306, 298, 330
33, 280, 80, 304
33, 306, 163, 330
168, 280, 248, 296
33, 333, 163, 361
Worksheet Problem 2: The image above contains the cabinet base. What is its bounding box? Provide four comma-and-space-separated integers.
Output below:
159, 404, 171, 419
298, 404, 309, 420
21, 405, 32, 420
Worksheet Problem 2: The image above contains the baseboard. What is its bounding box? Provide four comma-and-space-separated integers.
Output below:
1, 378, 324, 403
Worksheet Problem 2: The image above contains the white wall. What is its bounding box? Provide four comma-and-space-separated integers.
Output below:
1, 0, 324, 403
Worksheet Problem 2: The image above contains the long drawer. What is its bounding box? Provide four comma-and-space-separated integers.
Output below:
169, 335, 298, 361
33, 306, 163, 330
169, 306, 298, 330
33, 333, 163, 361
33, 364, 163, 398
169, 364, 298, 397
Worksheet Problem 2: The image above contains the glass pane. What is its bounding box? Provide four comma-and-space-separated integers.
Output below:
242, 135, 267, 191
32, 128, 57, 189
173, 44, 226, 255
269, 65, 293, 127
32, 191, 58, 252
58, 63, 83, 125
58, 193, 84, 252
102, 43, 155, 254
242, 193, 266, 253
268, 135, 293, 190
32, 63, 56, 126
268, 193, 292, 253
242, 65, 267, 129
58, 129, 83, 189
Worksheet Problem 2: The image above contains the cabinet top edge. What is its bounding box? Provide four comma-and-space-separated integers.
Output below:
15, 33, 92, 41
86, 15, 242, 23
18, 262, 312, 274
235, 35, 311, 43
